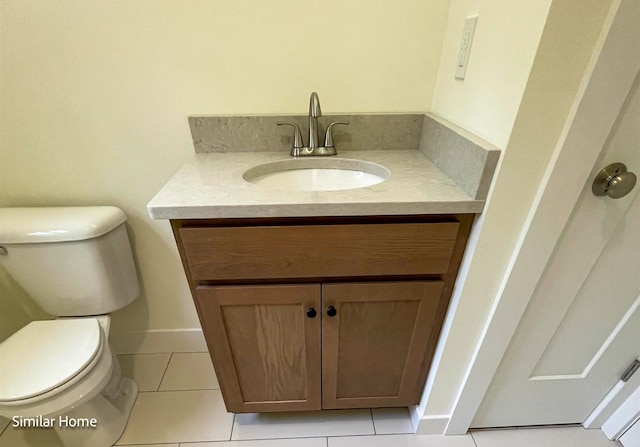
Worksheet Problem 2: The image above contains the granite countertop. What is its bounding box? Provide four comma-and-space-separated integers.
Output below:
147, 150, 485, 219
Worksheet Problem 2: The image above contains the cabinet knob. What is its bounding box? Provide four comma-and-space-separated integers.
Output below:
306, 308, 317, 318
327, 306, 337, 317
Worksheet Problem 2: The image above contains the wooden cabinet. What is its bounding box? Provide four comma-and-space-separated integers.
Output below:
321, 281, 443, 409
195, 285, 321, 413
195, 281, 443, 412
178, 221, 460, 280
171, 215, 474, 413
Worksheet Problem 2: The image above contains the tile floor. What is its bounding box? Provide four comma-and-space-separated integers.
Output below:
0, 352, 622, 447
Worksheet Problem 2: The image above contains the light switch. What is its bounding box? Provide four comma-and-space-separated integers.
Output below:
455, 15, 478, 80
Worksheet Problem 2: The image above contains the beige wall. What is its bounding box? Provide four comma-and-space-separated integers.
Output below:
0, 270, 45, 343
431, 0, 552, 149
418, 0, 614, 430
0, 0, 449, 341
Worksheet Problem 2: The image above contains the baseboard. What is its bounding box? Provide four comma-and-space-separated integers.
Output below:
109, 328, 207, 354
409, 406, 421, 433
413, 414, 451, 435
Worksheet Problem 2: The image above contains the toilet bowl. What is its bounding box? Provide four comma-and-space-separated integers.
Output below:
0, 207, 141, 447
0, 317, 138, 447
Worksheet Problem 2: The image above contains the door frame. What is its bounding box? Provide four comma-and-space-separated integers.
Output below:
446, 0, 640, 434
601, 384, 640, 441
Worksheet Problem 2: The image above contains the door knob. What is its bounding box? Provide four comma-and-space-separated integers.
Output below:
306, 308, 317, 319
327, 306, 337, 317
592, 163, 637, 199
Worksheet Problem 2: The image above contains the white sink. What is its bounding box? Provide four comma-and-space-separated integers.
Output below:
243, 158, 390, 192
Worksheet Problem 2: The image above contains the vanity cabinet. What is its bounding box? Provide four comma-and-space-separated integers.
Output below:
171, 215, 474, 413
321, 281, 443, 410
195, 284, 322, 413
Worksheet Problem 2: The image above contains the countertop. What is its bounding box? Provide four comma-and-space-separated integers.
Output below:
147, 150, 485, 219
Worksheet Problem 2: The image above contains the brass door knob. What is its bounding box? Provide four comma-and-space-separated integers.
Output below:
592, 163, 637, 199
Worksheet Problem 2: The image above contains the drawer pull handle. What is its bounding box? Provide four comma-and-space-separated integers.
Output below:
327, 306, 337, 317
306, 308, 317, 319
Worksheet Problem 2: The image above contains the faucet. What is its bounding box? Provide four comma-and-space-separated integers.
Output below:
277, 92, 349, 157
308, 92, 321, 151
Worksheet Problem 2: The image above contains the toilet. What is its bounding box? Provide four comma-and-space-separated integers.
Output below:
0, 206, 140, 447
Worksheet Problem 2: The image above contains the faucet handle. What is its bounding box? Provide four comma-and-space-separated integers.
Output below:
277, 121, 304, 156
324, 121, 350, 149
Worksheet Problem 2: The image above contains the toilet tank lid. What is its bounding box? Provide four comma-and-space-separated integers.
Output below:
0, 206, 127, 244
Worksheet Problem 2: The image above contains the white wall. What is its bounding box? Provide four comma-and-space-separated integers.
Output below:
431, 0, 551, 149
0, 0, 449, 343
414, 2, 551, 430
416, 0, 614, 433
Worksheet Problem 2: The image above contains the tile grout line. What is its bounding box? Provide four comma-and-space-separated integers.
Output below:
370, 408, 377, 435
137, 387, 219, 394
326, 435, 329, 447
156, 352, 174, 391
470, 430, 479, 447
229, 412, 236, 441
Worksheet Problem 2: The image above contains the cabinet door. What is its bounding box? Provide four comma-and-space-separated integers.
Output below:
195, 284, 321, 413
322, 281, 444, 409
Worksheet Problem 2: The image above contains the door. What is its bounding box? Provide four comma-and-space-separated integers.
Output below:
321, 281, 443, 409
472, 69, 640, 427
195, 284, 321, 413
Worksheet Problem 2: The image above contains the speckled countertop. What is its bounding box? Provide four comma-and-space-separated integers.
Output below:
147, 150, 484, 219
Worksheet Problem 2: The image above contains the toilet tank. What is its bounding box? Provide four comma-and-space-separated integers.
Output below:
0, 207, 140, 316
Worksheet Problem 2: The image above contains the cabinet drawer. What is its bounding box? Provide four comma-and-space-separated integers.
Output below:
179, 222, 460, 281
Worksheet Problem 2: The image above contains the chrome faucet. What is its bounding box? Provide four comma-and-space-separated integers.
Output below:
308, 92, 321, 150
277, 92, 349, 157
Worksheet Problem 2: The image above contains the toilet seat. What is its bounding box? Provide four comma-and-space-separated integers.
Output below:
0, 318, 103, 403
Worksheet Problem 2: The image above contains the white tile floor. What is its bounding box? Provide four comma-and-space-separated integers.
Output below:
0, 352, 622, 447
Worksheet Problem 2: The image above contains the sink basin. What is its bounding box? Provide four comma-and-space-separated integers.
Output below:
243, 158, 390, 192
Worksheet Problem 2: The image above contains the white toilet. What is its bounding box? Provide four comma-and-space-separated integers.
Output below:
0, 206, 140, 447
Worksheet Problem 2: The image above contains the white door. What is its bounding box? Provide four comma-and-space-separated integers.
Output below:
471, 66, 640, 427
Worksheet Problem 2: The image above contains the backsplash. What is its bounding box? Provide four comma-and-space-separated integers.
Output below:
188, 114, 424, 153
420, 114, 500, 200
187, 113, 500, 201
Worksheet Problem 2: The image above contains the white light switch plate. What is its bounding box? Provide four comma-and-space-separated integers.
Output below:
455, 15, 478, 80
